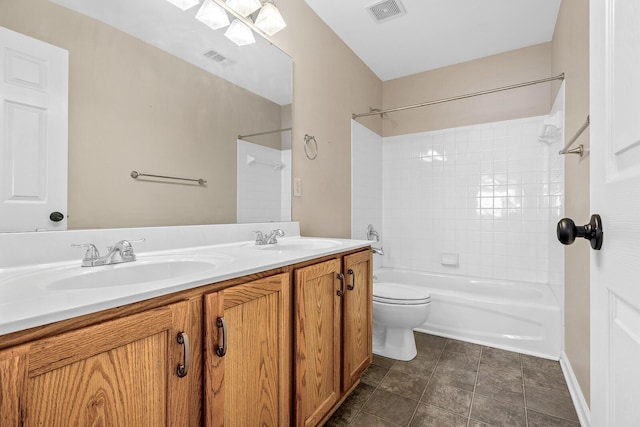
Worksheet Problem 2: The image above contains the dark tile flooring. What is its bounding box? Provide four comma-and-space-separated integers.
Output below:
325, 332, 580, 427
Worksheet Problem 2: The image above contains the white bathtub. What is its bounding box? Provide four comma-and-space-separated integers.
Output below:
374, 268, 562, 359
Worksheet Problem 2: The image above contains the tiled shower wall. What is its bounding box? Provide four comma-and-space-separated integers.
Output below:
351, 121, 383, 266
381, 116, 563, 284
547, 86, 566, 302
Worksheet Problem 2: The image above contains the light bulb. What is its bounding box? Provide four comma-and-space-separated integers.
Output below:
225, 0, 261, 17
224, 19, 256, 46
165, 0, 200, 11
255, 2, 286, 36
196, 0, 230, 30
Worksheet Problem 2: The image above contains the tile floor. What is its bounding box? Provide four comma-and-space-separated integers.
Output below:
325, 332, 580, 427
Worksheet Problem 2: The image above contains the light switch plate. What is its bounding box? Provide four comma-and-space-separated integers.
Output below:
293, 177, 302, 197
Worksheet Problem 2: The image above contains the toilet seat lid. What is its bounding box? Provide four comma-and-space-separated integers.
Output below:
373, 283, 431, 305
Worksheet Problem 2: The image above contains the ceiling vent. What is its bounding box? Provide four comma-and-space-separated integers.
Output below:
203, 49, 227, 63
367, 0, 406, 24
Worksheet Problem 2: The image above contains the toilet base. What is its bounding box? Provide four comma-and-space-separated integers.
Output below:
372, 326, 417, 361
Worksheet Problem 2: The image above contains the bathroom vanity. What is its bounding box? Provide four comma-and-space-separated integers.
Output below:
0, 223, 372, 426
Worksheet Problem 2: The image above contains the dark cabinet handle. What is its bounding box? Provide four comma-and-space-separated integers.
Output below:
176, 332, 189, 377
337, 273, 345, 296
557, 214, 603, 250
347, 269, 355, 291
49, 211, 64, 222
216, 317, 227, 357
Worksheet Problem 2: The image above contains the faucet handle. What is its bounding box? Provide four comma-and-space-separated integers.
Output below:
117, 238, 145, 259
254, 231, 266, 245
367, 224, 380, 242
112, 238, 145, 252
71, 243, 100, 261
122, 238, 145, 251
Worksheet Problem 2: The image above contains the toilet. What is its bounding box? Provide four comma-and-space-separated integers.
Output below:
372, 282, 431, 361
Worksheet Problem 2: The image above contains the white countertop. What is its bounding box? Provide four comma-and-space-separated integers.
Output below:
0, 233, 371, 336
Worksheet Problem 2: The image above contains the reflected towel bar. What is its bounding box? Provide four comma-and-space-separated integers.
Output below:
246, 154, 284, 170
238, 127, 291, 140
130, 171, 207, 185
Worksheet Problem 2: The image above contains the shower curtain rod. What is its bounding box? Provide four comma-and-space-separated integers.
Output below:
352, 73, 565, 119
238, 127, 292, 140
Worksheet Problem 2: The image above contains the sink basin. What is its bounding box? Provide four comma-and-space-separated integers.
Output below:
4, 254, 231, 292
44, 259, 220, 290
254, 239, 343, 251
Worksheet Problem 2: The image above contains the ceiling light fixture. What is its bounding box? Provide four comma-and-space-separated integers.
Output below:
224, 19, 256, 45
254, 1, 286, 36
196, 0, 287, 47
196, 0, 230, 30
226, 0, 262, 17
165, 0, 201, 11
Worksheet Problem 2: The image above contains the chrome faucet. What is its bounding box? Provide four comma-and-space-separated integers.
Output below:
366, 224, 384, 255
367, 224, 380, 242
265, 229, 285, 244
72, 238, 145, 267
372, 247, 385, 255
254, 229, 285, 245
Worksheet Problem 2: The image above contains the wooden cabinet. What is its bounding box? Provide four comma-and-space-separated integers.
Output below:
204, 273, 292, 427
341, 250, 373, 392
294, 259, 343, 427
0, 300, 201, 426
0, 248, 370, 427
294, 250, 373, 426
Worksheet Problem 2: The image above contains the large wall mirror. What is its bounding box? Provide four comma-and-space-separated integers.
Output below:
0, 0, 292, 230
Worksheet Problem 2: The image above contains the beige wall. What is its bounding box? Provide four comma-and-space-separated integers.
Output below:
269, 0, 382, 238
1, 0, 283, 229
551, 0, 591, 406
381, 43, 552, 136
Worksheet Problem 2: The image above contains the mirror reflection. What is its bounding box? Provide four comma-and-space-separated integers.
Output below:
0, 0, 292, 231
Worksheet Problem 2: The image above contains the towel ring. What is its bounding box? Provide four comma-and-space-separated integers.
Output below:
304, 134, 318, 160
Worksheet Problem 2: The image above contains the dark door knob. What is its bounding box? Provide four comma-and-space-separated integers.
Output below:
49, 211, 65, 222
557, 214, 603, 250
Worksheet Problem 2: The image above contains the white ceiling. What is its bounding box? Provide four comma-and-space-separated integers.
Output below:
304, 0, 561, 81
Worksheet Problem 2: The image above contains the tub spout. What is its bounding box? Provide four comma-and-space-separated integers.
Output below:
372, 247, 384, 255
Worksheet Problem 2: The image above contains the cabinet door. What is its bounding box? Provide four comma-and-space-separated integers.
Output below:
294, 259, 342, 427
342, 250, 373, 392
0, 344, 28, 426
0, 301, 197, 427
204, 273, 291, 427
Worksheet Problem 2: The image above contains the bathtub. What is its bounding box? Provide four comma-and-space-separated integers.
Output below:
374, 268, 562, 359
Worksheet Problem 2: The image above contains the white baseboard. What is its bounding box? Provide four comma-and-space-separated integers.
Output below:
560, 351, 590, 427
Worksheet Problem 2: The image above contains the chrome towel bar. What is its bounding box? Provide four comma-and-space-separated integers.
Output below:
559, 115, 590, 157
130, 170, 207, 185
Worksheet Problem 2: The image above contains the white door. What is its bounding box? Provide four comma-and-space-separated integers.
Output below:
590, 0, 640, 425
0, 26, 68, 232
